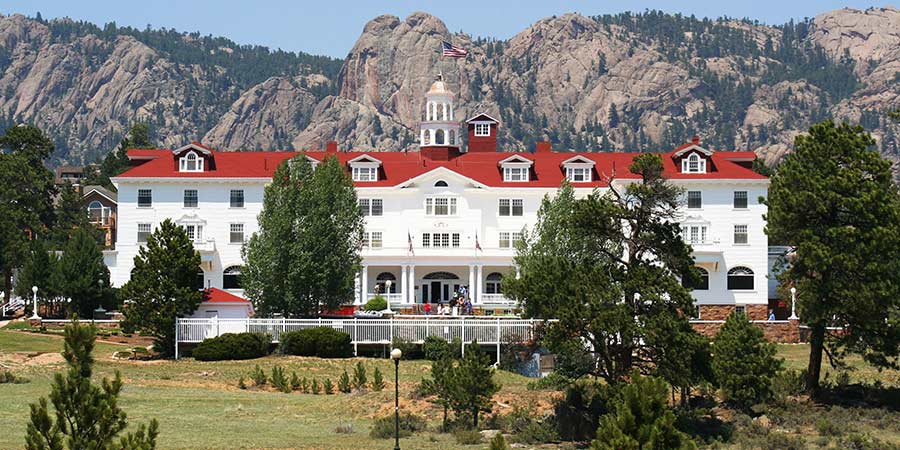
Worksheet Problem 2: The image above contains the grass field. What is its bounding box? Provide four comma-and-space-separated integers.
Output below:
2, 329, 899, 449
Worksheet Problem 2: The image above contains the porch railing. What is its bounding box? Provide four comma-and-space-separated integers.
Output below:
175, 317, 547, 359
365, 293, 403, 304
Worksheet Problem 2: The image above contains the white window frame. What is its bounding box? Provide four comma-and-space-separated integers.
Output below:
474, 122, 491, 137
230, 223, 244, 244
137, 223, 151, 243
362, 231, 383, 249
680, 223, 709, 245
352, 166, 378, 182
230, 189, 244, 208
184, 224, 203, 242
687, 191, 702, 209
733, 191, 748, 209
425, 196, 457, 216
499, 198, 524, 216
183, 189, 198, 208
681, 153, 706, 174
565, 166, 592, 182
734, 224, 749, 245
421, 232, 459, 248
179, 151, 204, 172
499, 231, 523, 249
502, 166, 529, 182
137, 189, 152, 208
359, 198, 383, 216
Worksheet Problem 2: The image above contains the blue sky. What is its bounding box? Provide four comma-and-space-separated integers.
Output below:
1, 1, 887, 57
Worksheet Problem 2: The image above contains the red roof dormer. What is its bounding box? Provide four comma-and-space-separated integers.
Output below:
671, 137, 714, 174
174, 143, 215, 173
466, 113, 499, 153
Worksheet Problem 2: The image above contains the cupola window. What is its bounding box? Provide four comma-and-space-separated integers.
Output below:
179, 151, 204, 172
681, 153, 706, 174
474, 123, 491, 136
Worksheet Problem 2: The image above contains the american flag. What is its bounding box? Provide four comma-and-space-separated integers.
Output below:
442, 41, 468, 58
475, 232, 482, 251
408, 231, 415, 255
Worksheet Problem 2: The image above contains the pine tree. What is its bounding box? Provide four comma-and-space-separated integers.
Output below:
242, 154, 363, 317
420, 356, 453, 431
444, 343, 500, 428
119, 220, 202, 355
607, 103, 619, 129
59, 228, 113, 318
591, 371, 696, 450
352, 362, 367, 390
85, 123, 155, 191
765, 121, 900, 392
24, 318, 159, 450
14, 239, 64, 315
338, 369, 351, 393
371, 366, 385, 391
711, 313, 782, 409
51, 183, 93, 248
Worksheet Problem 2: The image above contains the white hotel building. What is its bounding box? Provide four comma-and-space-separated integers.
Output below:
109, 79, 771, 320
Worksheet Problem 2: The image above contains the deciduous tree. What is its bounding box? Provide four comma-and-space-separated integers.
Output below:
120, 220, 201, 354
242, 154, 363, 317
765, 120, 900, 392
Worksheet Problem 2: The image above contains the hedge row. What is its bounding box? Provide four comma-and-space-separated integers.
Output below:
192, 327, 354, 361
193, 332, 271, 361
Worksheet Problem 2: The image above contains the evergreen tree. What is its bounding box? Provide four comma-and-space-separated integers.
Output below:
420, 356, 454, 431
25, 318, 159, 450
505, 155, 700, 384
242, 154, 363, 317
50, 184, 94, 248
591, 371, 697, 450
711, 313, 782, 410
59, 228, 113, 318
86, 123, 154, 191
444, 343, 500, 428
119, 220, 202, 355
14, 239, 64, 316
645, 315, 712, 407
0, 124, 56, 305
608, 103, 619, 129
765, 121, 900, 392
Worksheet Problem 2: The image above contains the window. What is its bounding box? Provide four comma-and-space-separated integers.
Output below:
423, 129, 431, 145
436, 129, 445, 145
230, 224, 244, 244
503, 166, 529, 182
434, 180, 448, 187
727, 266, 754, 290
421, 233, 459, 248
499, 232, 523, 249
733, 191, 748, 209
681, 153, 706, 173
359, 198, 383, 216
449, 130, 456, 145
223, 266, 242, 290
426, 197, 457, 216
485, 272, 503, 294
566, 167, 592, 182
179, 152, 204, 172
184, 224, 203, 242
499, 198, 524, 216
137, 189, 152, 208
137, 223, 151, 243
88, 201, 104, 223
230, 190, 244, 208
734, 225, 748, 244
362, 231, 383, 248
183, 189, 198, 208
376, 272, 397, 293
474, 123, 490, 136
687, 191, 702, 209
194, 269, 205, 290
680, 225, 708, 244
682, 267, 709, 290
352, 166, 378, 182
734, 305, 746, 316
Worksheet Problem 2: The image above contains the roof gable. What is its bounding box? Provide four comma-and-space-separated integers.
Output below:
498, 154, 533, 166
173, 142, 213, 156
672, 144, 713, 158
347, 154, 382, 165
561, 155, 596, 166
396, 166, 489, 189
465, 113, 500, 124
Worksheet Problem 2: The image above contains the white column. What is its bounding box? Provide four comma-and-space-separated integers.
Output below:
468, 264, 475, 300
408, 265, 416, 304
475, 265, 484, 304
516, 266, 521, 279
361, 265, 369, 302
401, 264, 409, 304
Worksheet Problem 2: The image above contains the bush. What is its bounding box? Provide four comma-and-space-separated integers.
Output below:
251, 365, 267, 386
552, 340, 595, 379
369, 412, 426, 439
352, 362, 367, 390
816, 418, 842, 437
237, 376, 247, 390
271, 365, 290, 393
526, 372, 572, 391
554, 381, 612, 441
323, 378, 334, 394
488, 433, 510, 450
290, 372, 301, 391
310, 378, 321, 394
772, 369, 805, 401
453, 429, 482, 445
364, 295, 388, 311
392, 336, 423, 359
279, 327, 352, 358
299, 377, 309, 393
371, 367, 385, 391
338, 370, 351, 393
192, 332, 270, 361
0, 370, 28, 384
711, 313, 783, 410
423, 335, 461, 361
514, 420, 558, 444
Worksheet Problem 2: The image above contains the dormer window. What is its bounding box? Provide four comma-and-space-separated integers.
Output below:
179, 151, 204, 172
561, 156, 595, 183
348, 155, 382, 182
681, 153, 707, 174
499, 155, 533, 183
474, 123, 491, 136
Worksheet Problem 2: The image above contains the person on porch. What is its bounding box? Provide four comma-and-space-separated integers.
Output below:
423, 302, 432, 315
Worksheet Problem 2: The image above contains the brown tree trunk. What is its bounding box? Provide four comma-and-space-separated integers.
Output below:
806, 322, 826, 394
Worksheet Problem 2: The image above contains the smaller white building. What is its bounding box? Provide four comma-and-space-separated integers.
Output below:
190, 288, 254, 319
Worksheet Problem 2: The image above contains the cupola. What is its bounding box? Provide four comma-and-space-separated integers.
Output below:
419, 73, 461, 160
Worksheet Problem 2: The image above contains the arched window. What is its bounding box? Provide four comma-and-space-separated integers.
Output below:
223, 265, 243, 290
727, 266, 754, 290
485, 272, 503, 294
88, 201, 104, 223
180, 151, 203, 172
442, 102, 447, 121
434, 180, 449, 187
682, 267, 709, 290
423, 129, 431, 145
195, 268, 205, 290
375, 272, 397, 294
423, 271, 459, 280
436, 129, 445, 145
449, 129, 456, 145
681, 153, 706, 173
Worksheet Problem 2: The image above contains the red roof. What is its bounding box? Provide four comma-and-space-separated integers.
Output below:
202, 288, 250, 304
115, 145, 766, 186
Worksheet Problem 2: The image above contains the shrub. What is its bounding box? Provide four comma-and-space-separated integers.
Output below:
424, 335, 461, 361
369, 412, 426, 439
323, 378, 334, 394
711, 313, 783, 410
290, 372, 301, 391
237, 376, 247, 390
192, 332, 270, 361
514, 420, 558, 444
453, 429, 482, 445
300, 377, 309, 393
392, 336, 423, 359
251, 365, 267, 386
271, 365, 290, 393
526, 372, 572, 391
352, 362, 367, 390
338, 370, 351, 393
772, 369, 805, 401
364, 295, 388, 311
371, 367, 385, 391
279, 327, 352, 358
311, 378, 321, 395
816, 418, 842, 437
0, 370, 28, 384
488, 433, 510, 450
552, 340, 595, 379
554, 381, 612, 441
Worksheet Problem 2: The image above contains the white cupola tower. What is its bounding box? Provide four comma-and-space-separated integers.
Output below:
419, 73, 460, 149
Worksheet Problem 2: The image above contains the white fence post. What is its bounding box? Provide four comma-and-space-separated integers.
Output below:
496, 317, 501, 364
175, 319, 180, 360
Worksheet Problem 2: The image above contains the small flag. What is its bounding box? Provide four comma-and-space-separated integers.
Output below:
442, 41, 468, 58
408, 231, 415, 255
475, 232, 482, 251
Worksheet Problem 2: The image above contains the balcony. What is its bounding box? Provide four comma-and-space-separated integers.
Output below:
366, 293, 403, 305
481, 293, 514, 304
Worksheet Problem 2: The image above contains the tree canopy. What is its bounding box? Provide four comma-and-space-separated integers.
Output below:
58, 228, 113, 318
242, 154, 363, 317
85, 123, 155, 191
765, 120, 900, 392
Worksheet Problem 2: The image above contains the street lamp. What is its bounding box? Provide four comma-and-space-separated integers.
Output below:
385, 280, 394, 313
789, 286, 798, 320
390, 348, 403, 450
30, 286, 40, 320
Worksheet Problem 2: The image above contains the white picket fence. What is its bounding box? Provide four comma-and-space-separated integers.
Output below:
175, 316, 547, 359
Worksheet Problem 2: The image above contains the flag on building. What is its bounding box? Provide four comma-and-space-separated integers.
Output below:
475, 232, 482, 251
442, 41, 468, 58
408, 231, 415, 255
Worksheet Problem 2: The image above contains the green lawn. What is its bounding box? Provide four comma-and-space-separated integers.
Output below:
2, 330, 899, 449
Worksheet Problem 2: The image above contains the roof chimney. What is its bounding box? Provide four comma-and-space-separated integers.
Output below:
535, 141, 552, 153
325, 141, 338, 153
691, 135, 700, 145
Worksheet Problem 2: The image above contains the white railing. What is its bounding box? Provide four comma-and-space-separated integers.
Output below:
480, 293, 513, 304
175, 317, 547, 359
366, 293, 403, 304
1, 297, 26, 317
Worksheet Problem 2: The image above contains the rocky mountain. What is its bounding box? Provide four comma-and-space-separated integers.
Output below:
1, 8, 898, 168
